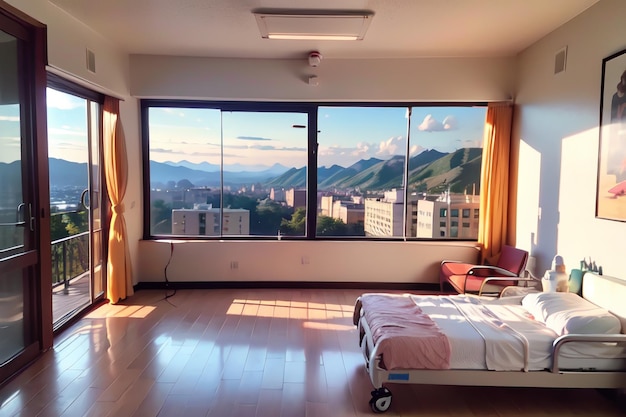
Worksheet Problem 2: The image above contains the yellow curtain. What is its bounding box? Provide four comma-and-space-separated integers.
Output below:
477, 103, 513, 262
103, 97, 133, 303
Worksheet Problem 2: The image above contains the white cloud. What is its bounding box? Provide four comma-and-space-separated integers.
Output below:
410, 144, 425, 156
48, 127, 86, 137
377, 136, 403, 156
0, 115, 19, 122
442, 115, 458, 130
418, 114, 458, 132
46, 89, 84, 110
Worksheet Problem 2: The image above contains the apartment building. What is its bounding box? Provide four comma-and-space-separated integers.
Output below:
172, 205, 250, 236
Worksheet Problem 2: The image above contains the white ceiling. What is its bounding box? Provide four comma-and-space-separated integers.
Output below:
51, 0, 600, 60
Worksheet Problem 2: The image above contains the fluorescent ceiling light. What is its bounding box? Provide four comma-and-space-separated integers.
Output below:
268, 34, 359, 41
254, 10, 374, 41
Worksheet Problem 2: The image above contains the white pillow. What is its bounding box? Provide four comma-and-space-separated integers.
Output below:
522, 292, 621, 335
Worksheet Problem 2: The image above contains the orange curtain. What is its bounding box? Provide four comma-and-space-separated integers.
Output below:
477, 103, 513, 262
103, 97, 133, 303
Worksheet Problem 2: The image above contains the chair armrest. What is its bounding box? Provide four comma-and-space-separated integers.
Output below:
551, 334, 626, 372
478, 276, 536, 296
499, 286, 540, 298
440, 259, 467, 266
467, 265, 518, 277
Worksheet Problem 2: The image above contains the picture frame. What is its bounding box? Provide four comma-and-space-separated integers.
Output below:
596, 48, 626, 221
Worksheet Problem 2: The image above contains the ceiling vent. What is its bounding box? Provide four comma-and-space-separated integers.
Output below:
86, 48, 96, 73
253, 10, 374, 41
554, 46, 567, 75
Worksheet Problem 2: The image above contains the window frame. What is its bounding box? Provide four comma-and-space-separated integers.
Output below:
141, 99, 486, 241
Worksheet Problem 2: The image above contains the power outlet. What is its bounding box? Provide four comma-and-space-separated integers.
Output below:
301, 256, 310, 265
230, 261, 239, 270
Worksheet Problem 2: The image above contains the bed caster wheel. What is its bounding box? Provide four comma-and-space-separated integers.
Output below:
369, 387, 392, 413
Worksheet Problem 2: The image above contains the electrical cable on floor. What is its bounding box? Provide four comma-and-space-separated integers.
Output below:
162, 240, 177, 306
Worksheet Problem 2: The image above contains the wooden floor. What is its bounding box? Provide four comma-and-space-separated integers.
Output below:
52, 272, 91, 324
0, 287, 624, 417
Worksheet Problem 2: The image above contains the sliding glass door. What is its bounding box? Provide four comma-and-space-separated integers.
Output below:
0, 6, 49, 383
47, 83, 105, 327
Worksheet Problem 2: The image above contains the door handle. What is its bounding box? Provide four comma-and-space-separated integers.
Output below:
2, 203, 27, 227
0, 221, 26, 227
80, 189, 90, 210
28, 203, 34, 232
0, 203, 33, 230
17, 202, 25, 226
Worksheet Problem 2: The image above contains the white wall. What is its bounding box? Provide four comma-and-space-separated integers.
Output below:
514, 0, 626, 278
7, 0, 128, 95
139, 240, 479, 285
130, 55, 515, 102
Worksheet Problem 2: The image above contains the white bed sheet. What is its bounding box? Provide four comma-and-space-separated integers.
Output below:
357, 291, 626, 372
411, 294, 555, 371
408, 294, 626, 371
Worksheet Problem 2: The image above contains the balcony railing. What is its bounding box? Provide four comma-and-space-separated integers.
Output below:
51, 231, 89, 293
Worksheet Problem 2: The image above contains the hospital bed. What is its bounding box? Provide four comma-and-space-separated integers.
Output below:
353, 272, 626, 412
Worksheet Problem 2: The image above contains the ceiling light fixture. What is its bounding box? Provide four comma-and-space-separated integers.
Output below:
253, 10, 374, 41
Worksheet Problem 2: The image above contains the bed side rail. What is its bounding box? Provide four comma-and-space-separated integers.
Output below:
551, 333, 626, 373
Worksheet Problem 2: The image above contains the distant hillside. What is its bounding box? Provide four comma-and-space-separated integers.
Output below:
319, 158, 383, 189
0, 158, 88, 192
150, 160, 290, 188
49, 158, 88, 188
408, 148, 482, 194
264, 167, 305, 188
25, 148, 481, 196
149, 161, 220, 187
265, 148, 481, 193
0, 161, 22, 205
409, 149, 447, 171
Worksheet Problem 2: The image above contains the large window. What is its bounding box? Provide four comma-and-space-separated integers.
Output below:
142, 101, 486, 240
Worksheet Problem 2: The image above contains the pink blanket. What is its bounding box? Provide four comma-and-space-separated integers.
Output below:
358, 293, 451, 370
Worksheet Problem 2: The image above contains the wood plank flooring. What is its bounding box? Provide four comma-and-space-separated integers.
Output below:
0, 288, 624, 417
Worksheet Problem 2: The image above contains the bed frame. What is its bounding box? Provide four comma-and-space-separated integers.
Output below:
354, 272, 626, 413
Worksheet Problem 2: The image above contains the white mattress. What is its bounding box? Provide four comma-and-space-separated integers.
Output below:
408, 294, 626, 371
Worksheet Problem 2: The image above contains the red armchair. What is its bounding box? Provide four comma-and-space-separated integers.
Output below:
439, 245, 529, 295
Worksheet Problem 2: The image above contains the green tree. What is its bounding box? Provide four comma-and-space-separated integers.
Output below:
347, 221, 365, 236
316, 215, 347, 236
280, 207, 305, 236
50, 209, 69, 241
177, 179, 194, 189
152, 199, 172, 234
65, 210, 88, 235
255, 200, 291, 235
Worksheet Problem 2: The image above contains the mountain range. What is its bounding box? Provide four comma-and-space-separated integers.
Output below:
264, 148, 482, 193
0, 148, 482, 195
150, 147, 482, 194
0, 159, 89, 189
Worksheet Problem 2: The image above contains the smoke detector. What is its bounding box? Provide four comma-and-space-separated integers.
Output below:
308, 51, 322, 67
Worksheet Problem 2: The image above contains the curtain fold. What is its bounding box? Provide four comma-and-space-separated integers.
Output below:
103, 97, 133, 304
477, 103, 513, 263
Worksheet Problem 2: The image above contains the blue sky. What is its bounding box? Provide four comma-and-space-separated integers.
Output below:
46, 89, 88, 163
0, 104, 21, 164
0, 89, 88, 164
149, 105, 486, 169
1, 92, 486, 168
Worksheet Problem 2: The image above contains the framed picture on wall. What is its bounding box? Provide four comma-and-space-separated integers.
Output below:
596, 48, 626, 221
